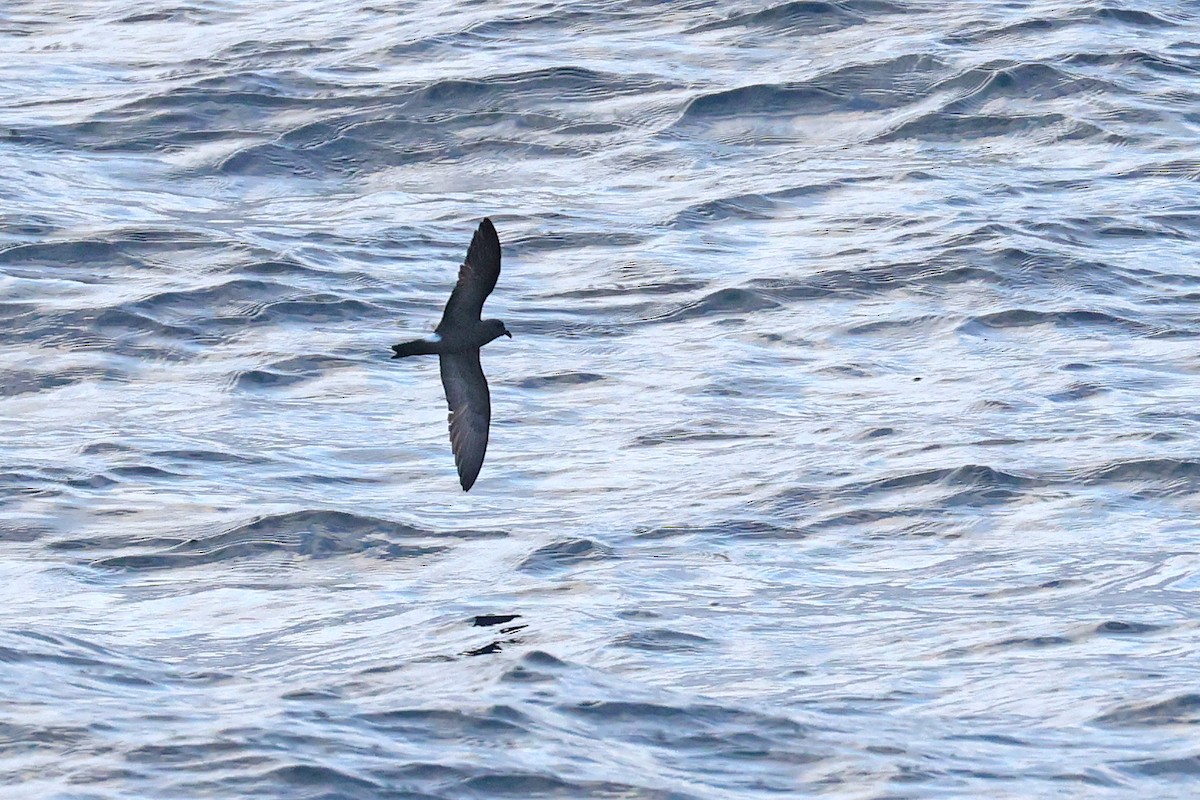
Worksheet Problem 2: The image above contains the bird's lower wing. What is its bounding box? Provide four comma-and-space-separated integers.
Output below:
438, 350, 491, 491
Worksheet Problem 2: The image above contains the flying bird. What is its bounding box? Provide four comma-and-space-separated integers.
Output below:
391, 218, 511, 491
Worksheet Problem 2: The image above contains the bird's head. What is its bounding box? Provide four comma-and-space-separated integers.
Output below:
483, 318, 512, 342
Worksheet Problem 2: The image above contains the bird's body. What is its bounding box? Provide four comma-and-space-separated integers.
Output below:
391, 218, 510, 491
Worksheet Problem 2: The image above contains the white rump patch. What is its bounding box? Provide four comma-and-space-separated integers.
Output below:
423, 333, 442, 343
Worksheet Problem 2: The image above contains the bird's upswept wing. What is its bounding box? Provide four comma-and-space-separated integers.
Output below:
437, 218, 501, 331
439, 350, 491, 491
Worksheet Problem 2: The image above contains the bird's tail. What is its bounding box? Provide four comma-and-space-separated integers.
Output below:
391, 339, 440, 359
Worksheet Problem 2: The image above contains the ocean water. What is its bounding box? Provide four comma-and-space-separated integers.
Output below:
2, 1, 1200, 797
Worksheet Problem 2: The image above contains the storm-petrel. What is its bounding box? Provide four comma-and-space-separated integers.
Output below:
391, 218, 511, 491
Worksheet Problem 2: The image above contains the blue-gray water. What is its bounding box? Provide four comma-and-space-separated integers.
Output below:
3, 1, 1200, 797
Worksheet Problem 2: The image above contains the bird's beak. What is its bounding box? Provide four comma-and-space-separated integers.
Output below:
504, 330, 512, 338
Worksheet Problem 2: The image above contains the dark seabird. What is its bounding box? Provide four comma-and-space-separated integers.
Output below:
391, 218, 511, 491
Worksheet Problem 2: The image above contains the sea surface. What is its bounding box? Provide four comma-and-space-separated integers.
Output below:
2, 1, 1200, 797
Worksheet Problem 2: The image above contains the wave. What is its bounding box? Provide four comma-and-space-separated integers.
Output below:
92, 510, 506, 571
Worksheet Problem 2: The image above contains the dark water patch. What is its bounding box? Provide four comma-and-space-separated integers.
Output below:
74, 308, 206, 341
359, 706, 529, 739
1092, 620, 1166, 636
1095, 694, 1200, 727
649, 287, 780, 324
218, 122, 443, 178
938, 61, 1121, 112
0, 720, 94, 752
124, 738, 270, 767
3, 304, 223, 361
7, 628, 122, 661
678, 83, 850, 122
686, 1, 869, 35
232, 355, 357, 392
130, 279, 287, 323
65, 473, 120, 490
632, 426, 767, 447
91, 510, 498, 571
221, 122, 588, 177
473, 614, 521, 628
233, 368, 309, 390
516, 372, 607, 389
812, 52, 947, 101
1091, 7, 1178, 28
613, 628, 712, 653
0, 368, 92, 397
1125, 756, 1200, 777
787, 467, 1035, 523
0, 232, 213, 274
281, 688, 342, 701
108, 464, 189, 480
410, 66, 669, 109
518, 538, 614, 574
507, 228, 649, 255
1079, 459, 1200, 497
1063, 49, 1199, 77
216, 37, 348, 62
812, 362, 877, 379
671, 178, 877, 228
942, 247, 1129, 292
207, 67, 672, 176
961, 16, 1183, 59
0, 522, 49, 542
672, 193, 779, 227
554, 121, 628, 136
44, 70, 353, 151
843, 314, 944, 336
240, 257, 331, 280
501, 317, 637, 341
1096, 220, 1190, 239
1114, 159, 1200, 181
258, 764, 383, 793
947, 634, 1075, 657
944, 732, 1028, 747
442, 3, 660, 40
151, 448, 266, 466
636, 520, 798, 541
78, 442, 147, 459
1149, 212, 1200, 234
1135, 431, 1186, 443
548, 279, 708, 301
0, 630, 158, 689
460, 772, 687, 799
807, 507, 929, 533
945, 16, 1074, 45
254, 294, 384, 324
853, 464, 1042, 498
1047, 382, 1108, 402
959, 308, 1155, 336
746, 258, 995, 303
565, 699, 812, 752
875, 111, 1114, 144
